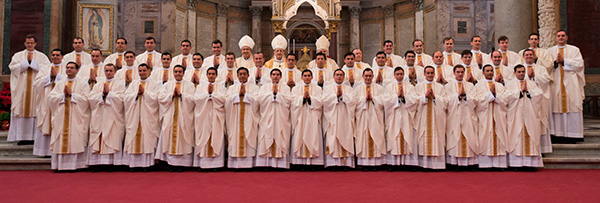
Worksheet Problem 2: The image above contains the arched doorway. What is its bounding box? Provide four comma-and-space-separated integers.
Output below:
282, 3, 327, 70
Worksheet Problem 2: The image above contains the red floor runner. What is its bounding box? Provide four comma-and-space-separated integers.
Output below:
1, 169, 599, 203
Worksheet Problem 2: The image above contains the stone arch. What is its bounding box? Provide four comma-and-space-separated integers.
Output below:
283, 0, 329, 29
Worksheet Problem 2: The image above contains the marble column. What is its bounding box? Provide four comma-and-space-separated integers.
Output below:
216, 3, 228, 50
250, 6, 262, 52
187, 0, 197, 53
414, 0, 424, 40
123, 0, 137, 52
349, 6, 360, 50
537, 0, 558, 48
494, 0, 533, 51
49, 0, 63, 51
329, 21, 339, 62
383, 4, 395, 42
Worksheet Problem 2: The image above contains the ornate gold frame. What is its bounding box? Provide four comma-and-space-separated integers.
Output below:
77, 3, 114, 54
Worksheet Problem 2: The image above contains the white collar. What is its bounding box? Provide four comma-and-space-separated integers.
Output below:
557, 45, 566, 48
443, 51, 454, 55
125, 66, 134, 70
105, 78, 114, 82
67, 77, 76, 81
425, 80, 433, 84
343, 65, 354, 69
162, 67, 170, 70
471, 49, 481, 53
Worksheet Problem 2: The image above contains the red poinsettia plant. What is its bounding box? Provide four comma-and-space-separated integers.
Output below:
0, 82, 11, 112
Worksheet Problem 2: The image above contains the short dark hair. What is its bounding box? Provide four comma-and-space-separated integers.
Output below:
483, 64, 494, 72
443, 37, 453, 44
173, 64, 185, 72
206, 67, 218, 74
145, 37, 156, 43
522, 49, 535, 56
104, 63, 116, 71
383, 40, 393, 46
376, 51, 386, 57
424, 65, 435, 72
181, 39, 192, 46
66, 61, 80, 69
460, 50, 473, 57
25, 34, 37, 42
556, 30, 567, 35
116, 37, 128, 44
514, 64, 525, 72
138, 63, 150, 72
73, 37, 84, 44
362, 68, 373, 75
124, 51, 136, 57
333, 68, 345, 76
287, 53, 297, 60
412, 39, 423, 46
529, 33, 540, 39
471, 35, 481, 42
302, 69, 313, 76
237, 67, 249, 74
51, 48, 63, 55
497, 35, 509, 43
315, 52, 326, 59
344, 52, 355, 59
394, 66, 404, 74
270, 68, 282, 75
453, 64, 465, 72
161, 52, 172, 58
193, 52, 204, 60
225, 52, 235, 58
404, 50, 416, 58
90, 49, 102, 55
212, 40, 223, 47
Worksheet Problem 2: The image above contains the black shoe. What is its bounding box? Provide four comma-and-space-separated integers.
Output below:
17, 140, 34, 145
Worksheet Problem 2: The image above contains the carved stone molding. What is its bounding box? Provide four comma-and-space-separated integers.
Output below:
250, 6, 263, 17
217, 3, 228, 17
383, 4, 394, 17
349, 6, 361, 18
538, 0, 557, 48
273, 20, 285, 35
414, 0, 424, 10
187, 0, 197, 9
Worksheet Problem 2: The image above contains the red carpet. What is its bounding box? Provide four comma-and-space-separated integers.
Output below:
1, 169, 599, 203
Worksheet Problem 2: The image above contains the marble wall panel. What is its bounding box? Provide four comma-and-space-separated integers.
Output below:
424, 8, 436, 54
396, 16, 415, 55
361, 22, 383, 63
227, 20, 249, 56
196, 15, 215, 56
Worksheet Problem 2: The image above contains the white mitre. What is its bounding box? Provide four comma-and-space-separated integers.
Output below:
315, 35, 330, 51
271, 34, 287, 50
238, 35, 255, 49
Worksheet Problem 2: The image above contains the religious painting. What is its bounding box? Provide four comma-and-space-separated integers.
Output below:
78, 4, 114, 54
453, 18, 471, 39
288, 24, 321, 43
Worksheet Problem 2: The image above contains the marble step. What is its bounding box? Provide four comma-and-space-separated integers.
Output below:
543, 155, 600, 169
583, 131, 600, 142
0, 155, 51, 170
0, 143, 34, 156
548, 143, 600, 156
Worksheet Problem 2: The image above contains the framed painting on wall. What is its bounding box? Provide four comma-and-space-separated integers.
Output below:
77, 3, 115, 54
